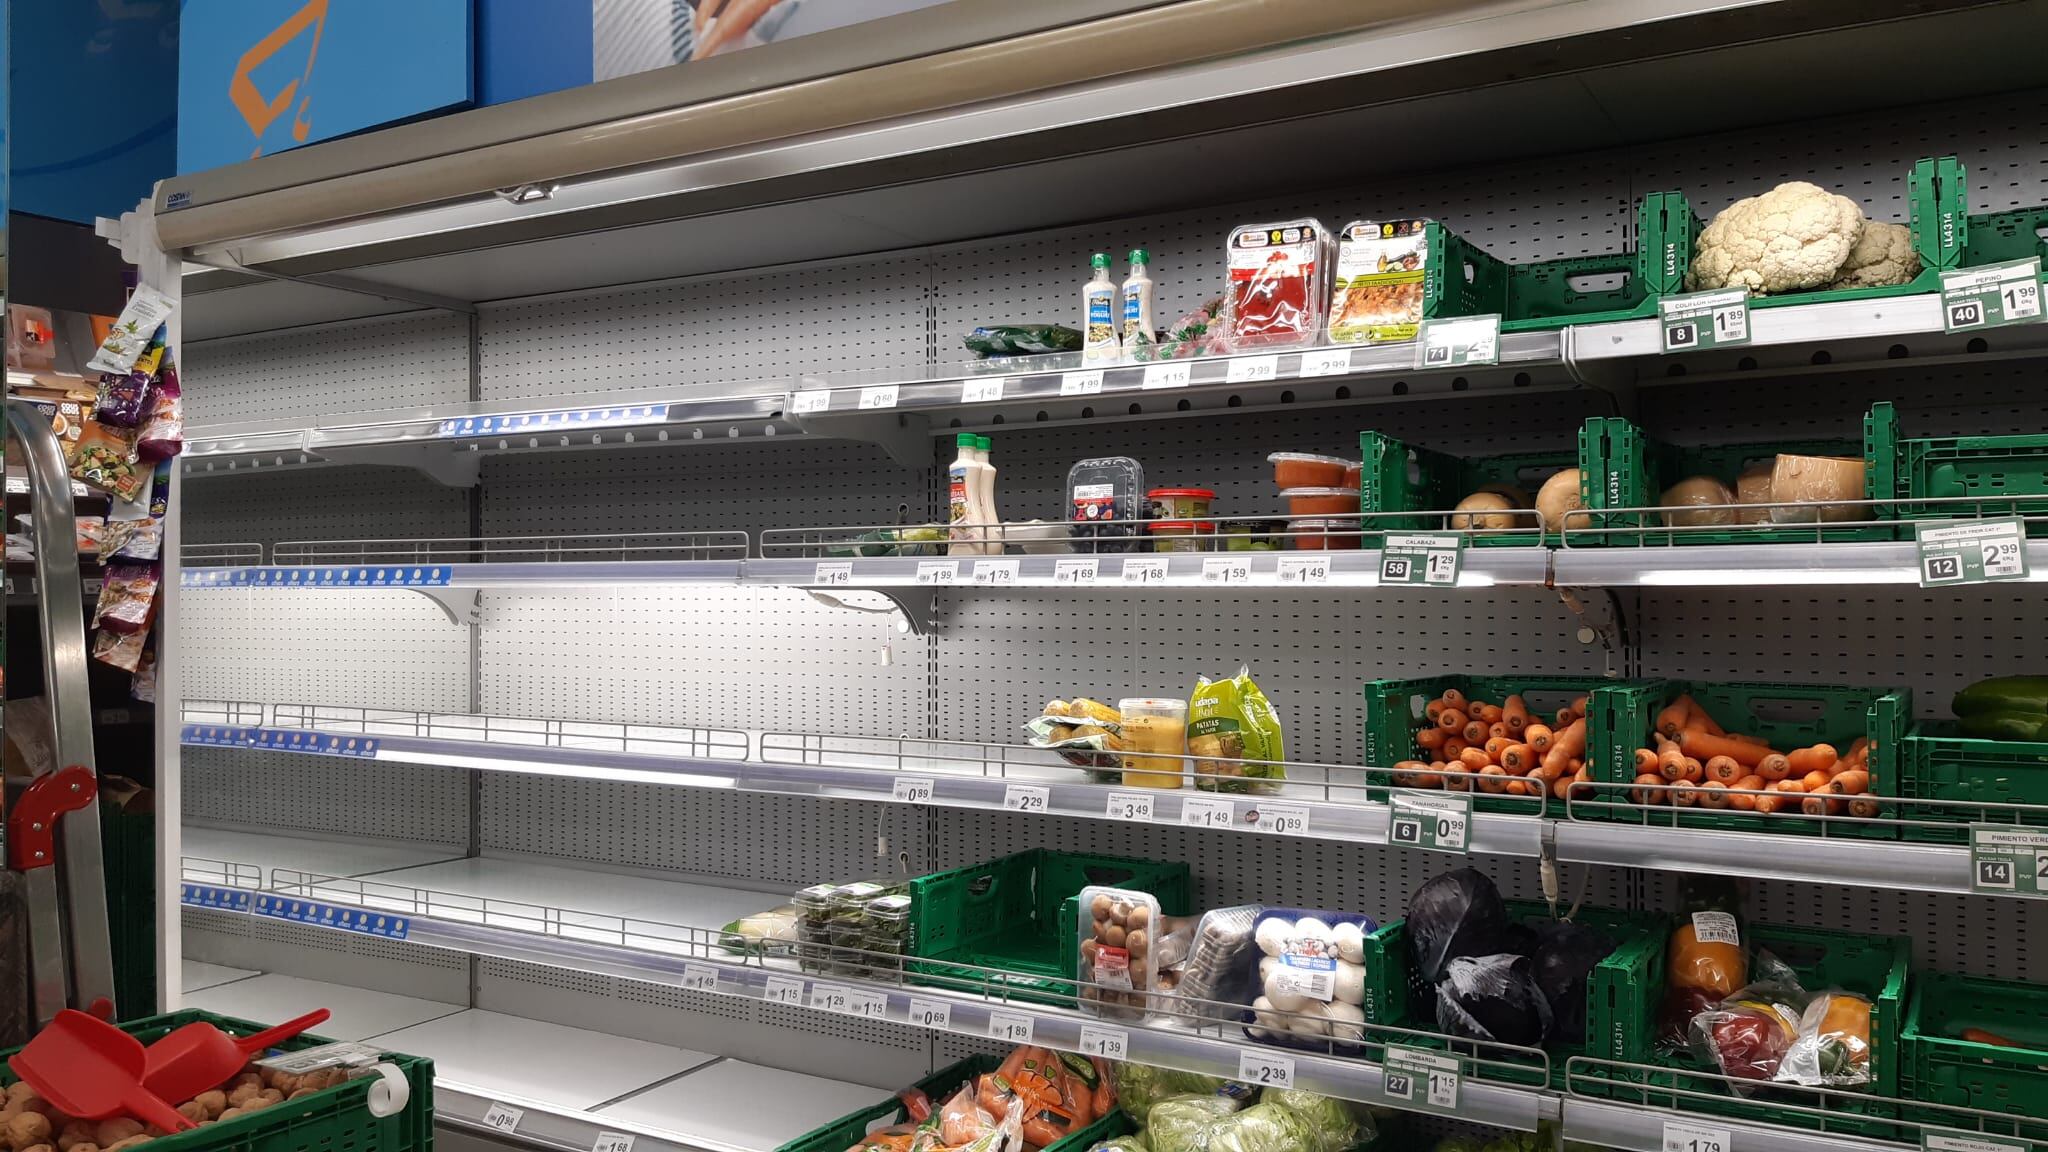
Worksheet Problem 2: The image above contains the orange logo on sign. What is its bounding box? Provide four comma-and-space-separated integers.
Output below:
229, 0, 328, 159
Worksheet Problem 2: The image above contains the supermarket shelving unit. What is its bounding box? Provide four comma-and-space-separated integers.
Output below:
127, 1, 2048, 1150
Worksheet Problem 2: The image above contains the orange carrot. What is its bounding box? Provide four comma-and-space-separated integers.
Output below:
1679, 757, 1704, 783
1442, 766, 1472, 792
1633, 748, 1659, 775
1755, 753, 1792, 782
1786, 745, 1838, 776
1463, 720, 1490, 744
1631, 772, 1667, 805
1525, 724, 1555, 754
1503, 695, 1530, 734
1570, 695, 1589, 718
1437, 708, 1467, 732
1426, 699, 1446, 721
1681, 696, 1727, 736
1556, 707, 1577, 727
1658, 742, 1689, 780
1728, 775, 1765, 811
1800, 793, 1834, 817
1476, 765, 1509, 793
1485, 736, 1514, 760
1486, 722, 1507, 739
1443, 737, 1470, 760
1550, 772, 1575, 801
1827, 770, 1870, 796
1704, 755, 1743, 784
1677, 729, 1768, 768
1655, 698, 1692, 739
1460, 747, 1493, 772
1440, 688, 1467, 708
1542, 717, 1589, 776
1847, 797, 1879, 818
1800, 769, 1834, 793
1478, 704, 1503, 724
1416, 727, 1447, 751
1696, 780, 1731, 808
1501, 744, 1537, 775
1671, 781, 1699, 807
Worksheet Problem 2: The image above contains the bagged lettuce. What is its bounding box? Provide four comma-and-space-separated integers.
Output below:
1261, 1089, 1366, 1152
1186, 667, 1286, 794
1112, 1065, 1250, 1124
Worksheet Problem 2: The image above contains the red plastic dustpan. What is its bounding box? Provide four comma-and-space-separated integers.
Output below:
8, 1010, 193, 1131
142, 1009, 330, 1102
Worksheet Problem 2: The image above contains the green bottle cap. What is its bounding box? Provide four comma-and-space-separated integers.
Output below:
977, 435, 992, 451
1129, 248, 1150, 265
1091, 253, 1111, 270
957, 433, 977, 447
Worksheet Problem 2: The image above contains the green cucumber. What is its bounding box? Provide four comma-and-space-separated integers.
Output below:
1953, 676, 2048, 719
1955, 710, 2048, 743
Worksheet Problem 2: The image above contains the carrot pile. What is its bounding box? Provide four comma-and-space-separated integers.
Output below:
1390, 689, 1592, 798
1626, 692, 1876, 816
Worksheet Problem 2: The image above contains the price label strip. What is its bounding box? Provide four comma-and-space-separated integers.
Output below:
1915, 517, 2029, 588
1004, 784, 1050, 813
481, 1103, 523, 1133
907, 998, 951, 1030
1277, 554, 1330, 584
961, 377, 1010, 404
1659, 289, 1751, 352
972, 559, 1020, 586
1254, 802, 1310, 835
1078, 1024, 1129, 1061
1053, 558, 1099, 585
1388, 792, 1472, 853
1226, 355, 1279, 384
858, 385, 899, 410
1968, 824, 2048, 897
792, 390, 832, 415
1382, 1047, 1459, 1113
1105, 791, 1155, 822
1181, 796, 1237, 829
1661, 1119, 1733, 1152
764, 975, 806, 1005
1379, 534, 1464, 586
1201, 556, 1253, 584
1121, 557, 1169, 585
1299, 349, 1352, 378
988, 1011, 1035, 1043
814, 562, 853, 585
1142, 362, 1192, 389
680, 965, 718, 992
1237, 1049, 1294, 1089
592, 1133, 636, 1152
1941, 257, 2044, 332
892, 777, 936, 804
1060, 371, 1104, 396
1417, 314, 1502, 367
1922, 1130, 2031, 1152
916, 561, 961, 585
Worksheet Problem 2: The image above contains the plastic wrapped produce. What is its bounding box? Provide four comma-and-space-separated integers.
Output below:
1528, 918, 1618, 1045
1261, 1088, 1366, 1152
1147, 1096, 1319, 1152
1172, 906, 1260, 1020
1435, 953, 1554, 1047
1405, 868, 1511, 985
1112, 1064, 1251, 1124
1088, 1139, 1149, 1152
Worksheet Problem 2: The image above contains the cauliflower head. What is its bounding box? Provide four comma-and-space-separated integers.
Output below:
1686, 181, 1865, 294
1827, 220, 1921, 289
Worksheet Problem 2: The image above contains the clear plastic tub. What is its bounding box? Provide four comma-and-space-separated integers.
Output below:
1069, 456, 1147, 554
1148, 487, 1216, 519
1220, 520, 1286, 551
1282, 487, 1361, 516
1224, 219, 1332, 350
1118, 697, 1188, 788
1147, 521, 1213, 553
1268, 452, 1349, 489
1289, 519, 1359, 550
1078, 887, 1162, 1021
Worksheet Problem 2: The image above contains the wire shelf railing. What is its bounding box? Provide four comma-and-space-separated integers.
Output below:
1562, 775, 2048, 837
270, 530, 751, 565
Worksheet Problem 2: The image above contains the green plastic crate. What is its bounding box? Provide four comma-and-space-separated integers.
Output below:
1629, 924, 1911, 1142
1964, 204, 2048, 267
103, 798, 157, 1018
1356, 431, 1576, 546
1867, 400, 2048, 533
905, 849, 1189, 1005
1498, 191, 1697, 332
1353, 902, 1663, 1089
1575, 417, 1885, 546
1896, 720, 2048, 843
777, 1054, 1126, 1152
1901, 973, 2048, 1143
1581, 679, 1908, 839
0, 1010, 434, 1152
1738, 157, 1964, 313
1362, 673, 1638, 815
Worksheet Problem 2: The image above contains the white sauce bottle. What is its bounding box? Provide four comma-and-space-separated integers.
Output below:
1121, 248, 1156, 357
1083, 253, 1121, 365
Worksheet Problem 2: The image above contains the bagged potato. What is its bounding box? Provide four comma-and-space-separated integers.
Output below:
1187, 668, 1286, 794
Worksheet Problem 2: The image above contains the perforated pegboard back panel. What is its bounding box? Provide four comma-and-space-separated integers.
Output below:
184, 750, 470, 846
479, 777, 926, 890
181, 908, 470, 1003
181, 467, 471, 550
475, 958, 928, 1090
477, 256, 931, 401
479, 589, 924, 736
175, 589, 471, 709
183, 313, 471, 425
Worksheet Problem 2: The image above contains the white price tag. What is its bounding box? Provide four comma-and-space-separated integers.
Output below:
1201, 556, 1253, 584
961, 377, 1009, 404
1691, 911, 1741, 946
907, 998, 952, 1030
814, 562, 853, 585
1078, 1025, 1130, 1060
1662, 1119, 1733, 1152
972, 559, 1020, 586
792, 389, 832, 414
592, 1133, 635, 1152
846, 989, 891, 1019
988, 1011, 1035, 1043
1181, 796, 1236, 829
1105, 791, 1155, 822
680, 965, 718, 992
858, 385, 899, 410
1226, 355, 1279, 384
1923, 1132, 2028, 1152
764, 975, 806, 1005
481, 1103, 523, 1133
1300, 349, 1352, 377
1053, 558, 1099, 585
1385, 1047, 1460, 1111
892, 777, 936, 804
1277, 554, 1330, 584
1060, 371, 1104, 396
1255, 802, 1311, 835
1388, 792, 1471, 853
1237, 1049, 1294, 1089
1121, 557, 1169, 585
1003, 784, 1050, 813
915, 561, 960, 585
812, 984, 852, 1013
1142, 362, 1192, 389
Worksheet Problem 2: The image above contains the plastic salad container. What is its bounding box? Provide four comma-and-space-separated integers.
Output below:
1148, 488, 1216, 519
1268, 453, 1350, 489
1148, 521, 1213, 553
1069, 456, 1147, 554
1282, 487, 1361, 516
1221, 520, 1286, 551
1289, 519, 1358, 549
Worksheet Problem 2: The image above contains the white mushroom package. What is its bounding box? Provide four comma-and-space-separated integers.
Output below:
1244, 908, 1379, 1050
